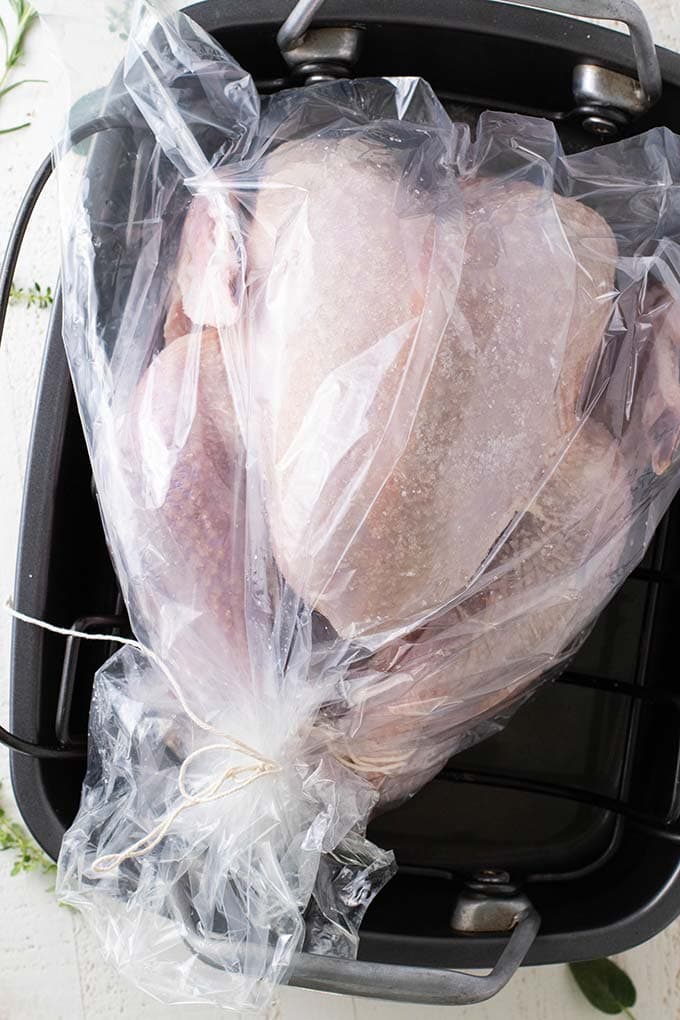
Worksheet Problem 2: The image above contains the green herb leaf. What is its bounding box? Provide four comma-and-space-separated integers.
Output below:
10, 280, 53, 308
569, 960, 637, 1017
0, 16, 8, 62
9, 0, 35, 28
106, 0, 133, 40
0, 75, 42, 98
0, 782, 56, 877
0, 0, 38, 132
0, 120, 26, 132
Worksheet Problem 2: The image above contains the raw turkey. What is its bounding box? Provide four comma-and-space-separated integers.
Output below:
248, 136, 618, 643
151, 134, 680, 805
164, 194, 243, 345
119, 326, 251, 684
322, 281, 680, 807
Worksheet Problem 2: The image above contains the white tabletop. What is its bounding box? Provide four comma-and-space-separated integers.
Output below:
2, 3, 680, 1017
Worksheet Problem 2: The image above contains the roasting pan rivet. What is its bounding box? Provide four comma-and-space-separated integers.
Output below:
451, 870, 532, 934
474, 869, 511, 886
582, 114, 619, 137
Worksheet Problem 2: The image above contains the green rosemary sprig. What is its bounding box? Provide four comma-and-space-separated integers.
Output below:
0, 0, 42, 134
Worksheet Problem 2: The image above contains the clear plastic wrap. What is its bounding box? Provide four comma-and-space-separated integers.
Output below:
49, 1, 680, 1011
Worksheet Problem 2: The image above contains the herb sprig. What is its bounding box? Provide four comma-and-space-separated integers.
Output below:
106, 0, 133, 41
10, 280, 53, 309
0, 0, 41, 135
0, 784, 56, 877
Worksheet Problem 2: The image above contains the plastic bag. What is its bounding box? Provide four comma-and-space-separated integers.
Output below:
51, 1, 680, 1011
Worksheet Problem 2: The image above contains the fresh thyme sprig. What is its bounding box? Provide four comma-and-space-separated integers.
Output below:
0, 783, 56, 877
10, 280, 53, 309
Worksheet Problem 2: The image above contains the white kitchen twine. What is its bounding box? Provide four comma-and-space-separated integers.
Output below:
333, 748, 411, 775
5, 599, 281, 874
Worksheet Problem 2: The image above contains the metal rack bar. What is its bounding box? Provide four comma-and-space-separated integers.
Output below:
440, 762, 676, 830
441, 516, 680, 843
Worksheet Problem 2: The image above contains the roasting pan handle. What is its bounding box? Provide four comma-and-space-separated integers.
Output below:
278, 0, 662, 114
290, 905, 541, 1004
0, 116, 132, 759
175, 875, 540, 1005
0, 116, 132, 360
